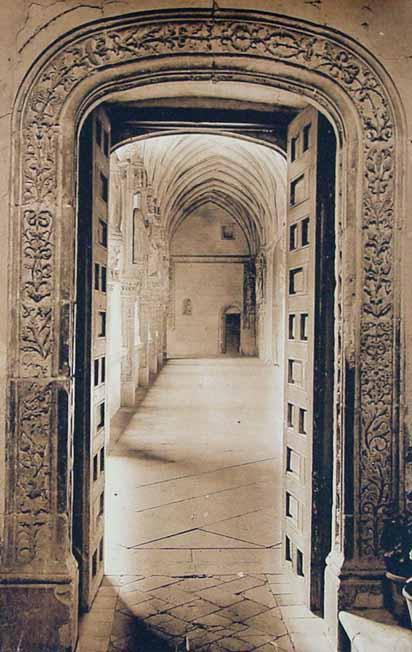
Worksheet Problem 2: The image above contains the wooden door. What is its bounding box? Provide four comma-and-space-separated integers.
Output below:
283, 107, 335, 611
225, 314, 241, 354
74, 107, 111, 611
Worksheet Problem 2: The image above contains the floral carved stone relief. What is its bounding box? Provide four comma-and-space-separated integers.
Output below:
10, 382, 53, 564
21, 208, 54, 377
12, 13, 397, 564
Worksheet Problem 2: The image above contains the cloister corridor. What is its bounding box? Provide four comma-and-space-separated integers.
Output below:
78, 359, 331, 652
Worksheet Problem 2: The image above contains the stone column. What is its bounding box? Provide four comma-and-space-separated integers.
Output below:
138, 298, 150, 387
148, 327, 158, 379
241, 259, 257, 355
107, 191, 124, 416
120, 281, 141, 406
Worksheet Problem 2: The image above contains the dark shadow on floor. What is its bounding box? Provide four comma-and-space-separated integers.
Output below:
109, 594, 189, 651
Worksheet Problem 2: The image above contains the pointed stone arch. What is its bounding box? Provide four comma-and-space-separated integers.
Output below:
2, 8, 406, 650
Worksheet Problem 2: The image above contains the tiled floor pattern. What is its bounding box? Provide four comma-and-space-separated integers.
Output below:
79, 572, 332, 651
78, 359, 332, 651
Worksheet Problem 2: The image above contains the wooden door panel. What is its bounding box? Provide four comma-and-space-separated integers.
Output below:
88, 107, 111, 607
283, 107, 336, 612
74, 107, 111, 611
283, 106, 318, 598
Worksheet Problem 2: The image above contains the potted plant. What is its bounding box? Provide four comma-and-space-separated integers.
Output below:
381, 512, 412, 626
402, 578, 412, 627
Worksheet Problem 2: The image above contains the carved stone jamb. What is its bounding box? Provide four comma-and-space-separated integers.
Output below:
3, 9, 405, 651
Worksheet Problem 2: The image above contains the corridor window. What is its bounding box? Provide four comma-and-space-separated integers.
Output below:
221, 224, 235, 240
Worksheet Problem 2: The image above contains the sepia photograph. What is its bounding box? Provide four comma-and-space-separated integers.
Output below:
0, 1, 411, 650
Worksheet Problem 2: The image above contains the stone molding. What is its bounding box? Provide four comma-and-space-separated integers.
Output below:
172, 255, 250, 263
6, 8, 402, 590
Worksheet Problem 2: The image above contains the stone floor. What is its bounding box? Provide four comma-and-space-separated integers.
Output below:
78, 358, 332, 652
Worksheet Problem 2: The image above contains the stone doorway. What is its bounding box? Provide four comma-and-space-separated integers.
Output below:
2, 9, 403, 652
224, 312, 241, 355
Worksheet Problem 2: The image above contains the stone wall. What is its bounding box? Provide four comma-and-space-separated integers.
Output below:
169, 261, 245, 357
171, 203, 249, 256
168, 203, 251, 357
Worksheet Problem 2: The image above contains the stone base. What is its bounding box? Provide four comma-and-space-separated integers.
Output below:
139, 365, 150, 386
0, 566, 79, 652
121, 380, 137, 407
325, 553, 385, 650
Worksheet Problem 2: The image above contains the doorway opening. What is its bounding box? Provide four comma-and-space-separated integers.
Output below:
73, 90, 336, 650
224, 309, 241, 356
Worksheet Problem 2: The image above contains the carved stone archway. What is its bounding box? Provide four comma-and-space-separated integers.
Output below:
1, 8, 404, 651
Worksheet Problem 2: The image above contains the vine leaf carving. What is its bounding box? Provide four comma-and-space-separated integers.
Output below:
20, 208, 53, 374
13, 383, 52, 563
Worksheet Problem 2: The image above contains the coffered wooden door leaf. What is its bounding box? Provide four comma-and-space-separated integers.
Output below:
283, 107, 335, 611
74, 107, 111, 611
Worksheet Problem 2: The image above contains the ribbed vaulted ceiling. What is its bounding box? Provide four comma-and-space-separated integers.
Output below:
116, 134, 287, 254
